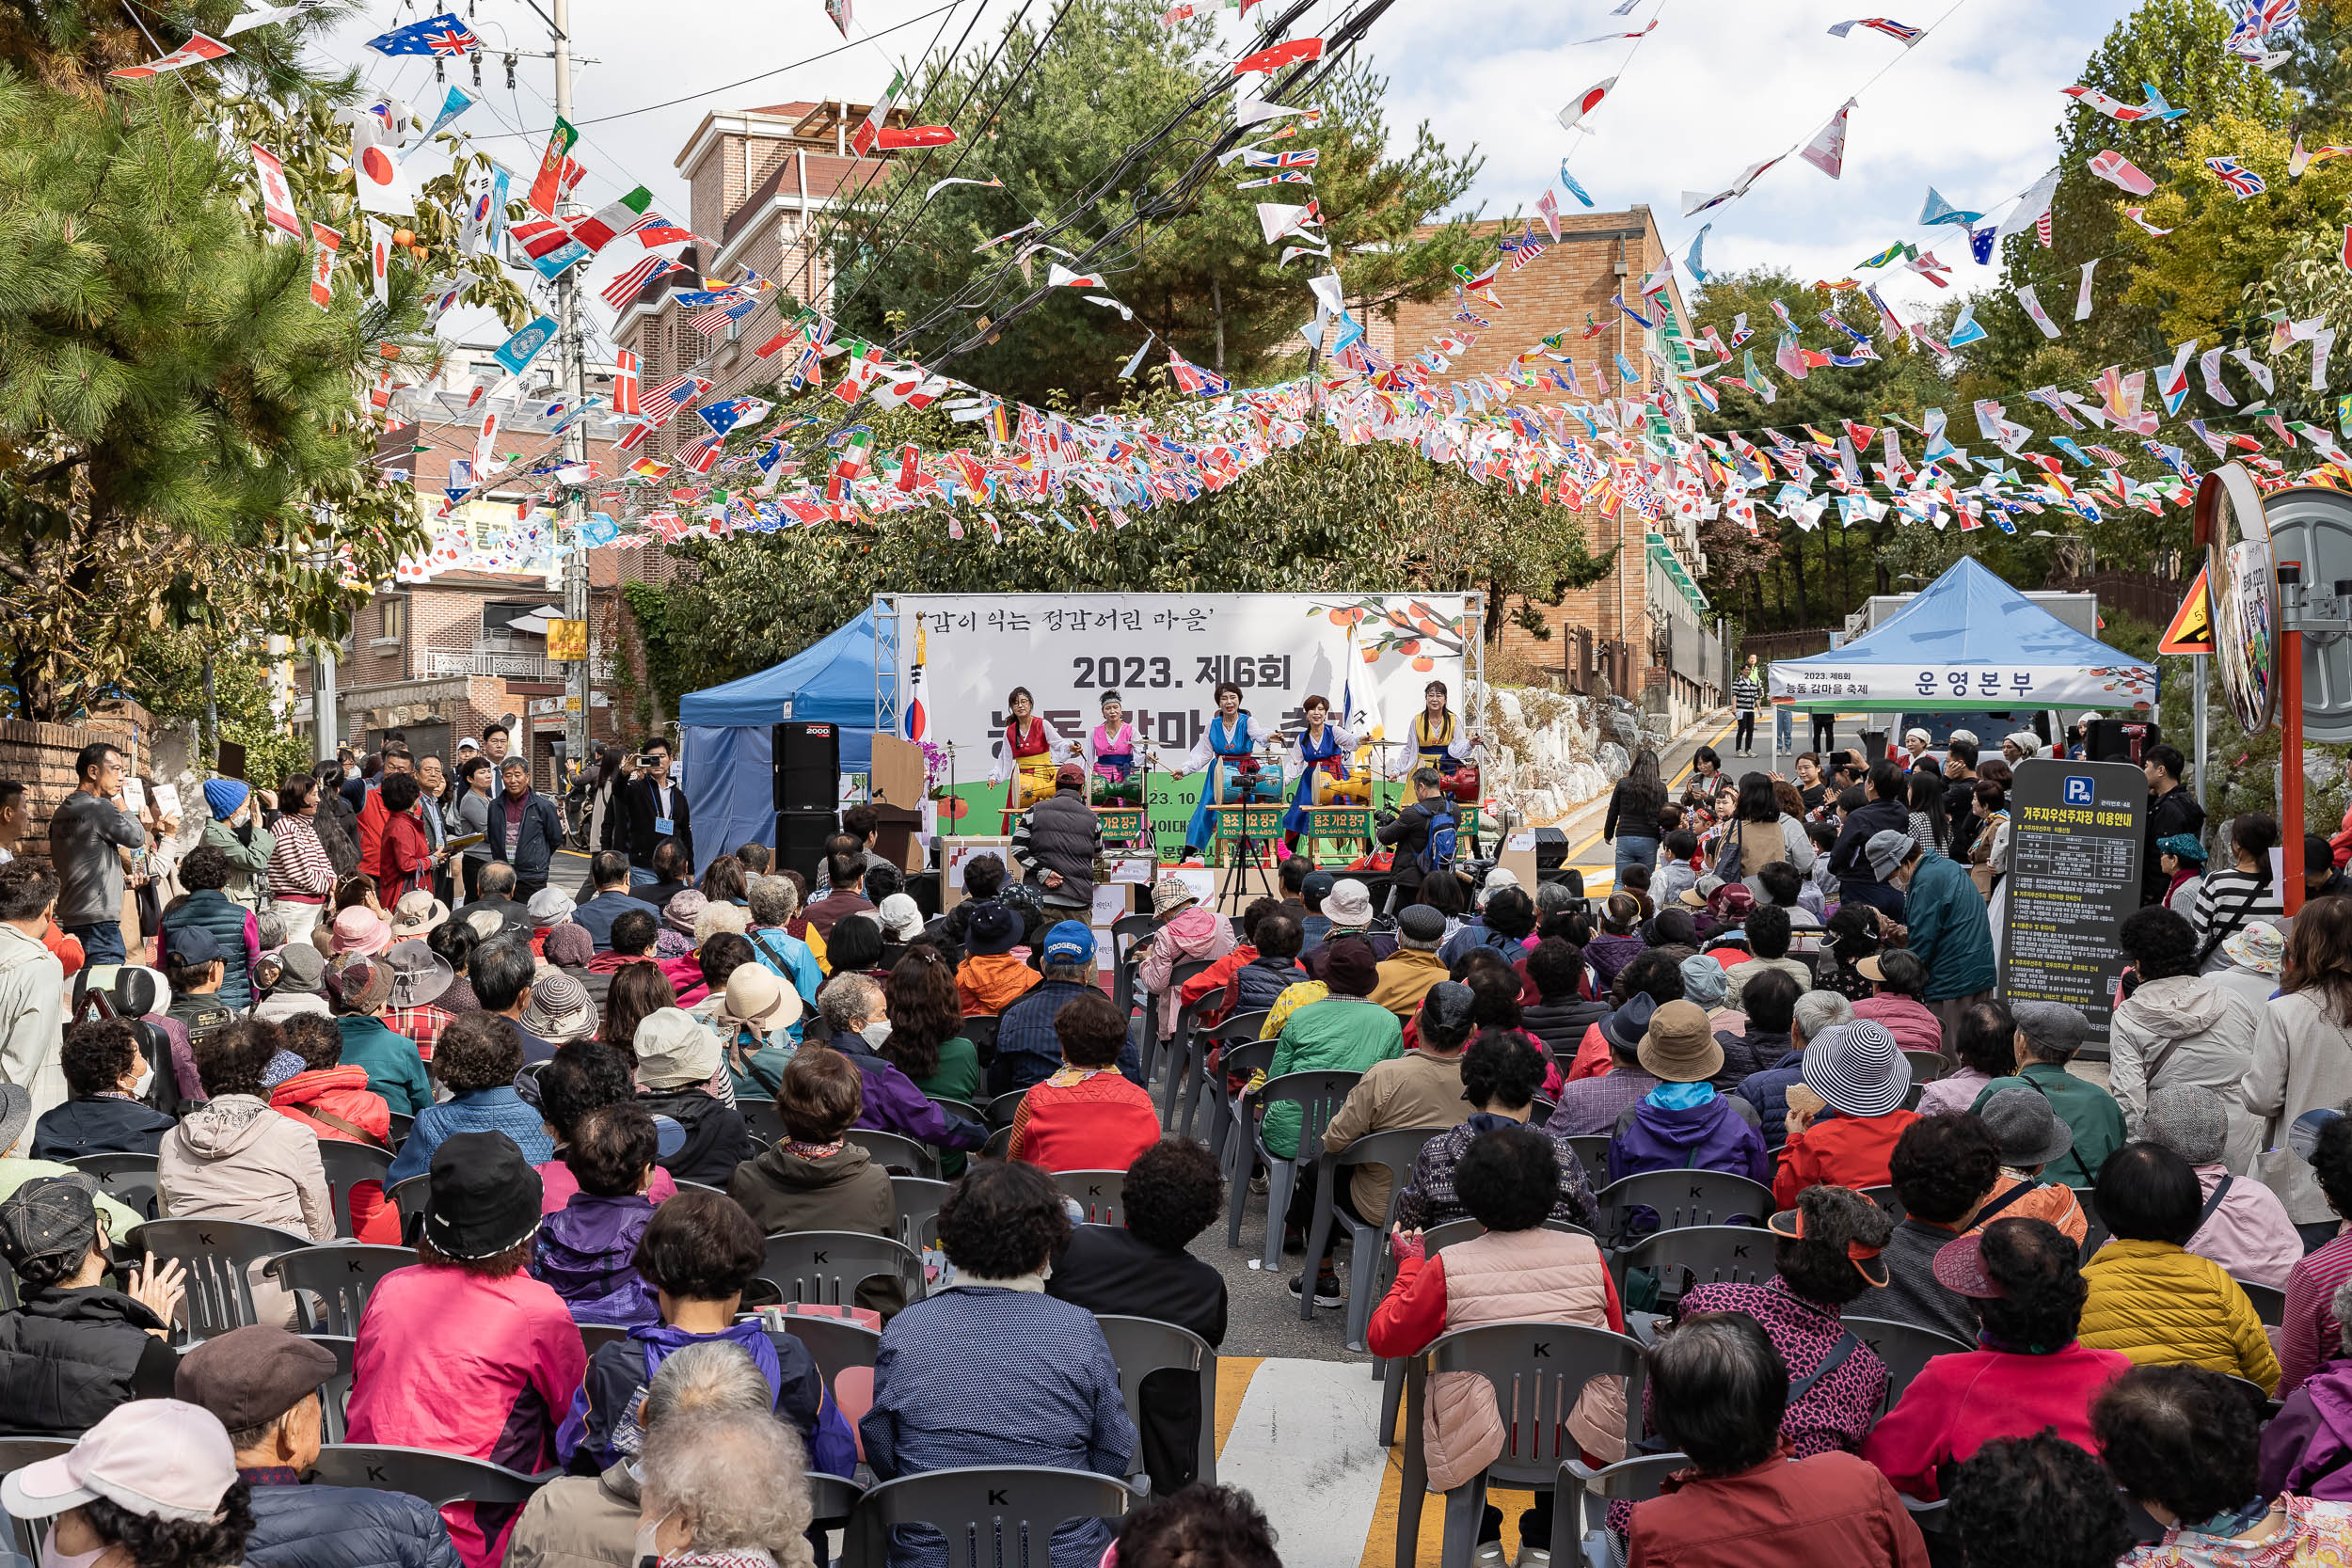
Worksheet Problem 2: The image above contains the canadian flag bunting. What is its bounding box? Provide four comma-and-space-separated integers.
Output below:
308, 221, 341, 309
250, 144, 302, 242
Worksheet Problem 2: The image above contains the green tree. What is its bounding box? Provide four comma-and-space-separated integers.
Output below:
830, 0, 1490, 408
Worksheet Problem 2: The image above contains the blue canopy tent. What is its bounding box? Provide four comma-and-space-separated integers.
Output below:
677, 609, 879, 870
1767, 557, 2159, 714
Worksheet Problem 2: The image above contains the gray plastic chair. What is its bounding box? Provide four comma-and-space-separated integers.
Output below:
2073, 1188, 2110, 1260
1225, 1069, 1363, 1268
892, 1175, 952, 1251
1564, 1135, 1613, 1178
1180, 1010, 1271, 1143
930, 1098, 986, 1128
771, 1313, 882, 1393
1843, 1316, 1973, 1414
1141, 958, 1217, 1095
1902, 1050, 1948, 1084
985, 1090, 1028, 1132
1110, 914, 1157, 1026
1550, 1452, 1690, 1568
848, 1465, 1134, 1568
268, 1243, 414, 1335
68, 1152, 161, 1223
756, 1229, 923, 1308
1301, 1126, 1453, 1341
1057, 1171, 1127, 1227
1590, 1170, 1773, 1243
0, 1438, 72, 1563
1861, 1184, 1906, 1223
386, 1112, 413, 1151
580, 1323, 632, 1357
1200, 1038, 1275, 1163
983, 1126, 1014, 1161
384, 1175, 434, 1245
313, 1143, 396, 1241
300, 1332, 358, 1442
739, 1097, 786, 1148
2236, 1275, 2286, 1328
125, 1218, 312, 1341
849, 1129, 943, 1180
1395, 1322, 1647, 1568
806, 1471, 866, 1532
306, 1445, 550, 1506
1157, 990, 1223, 1129
1095, 1314, 1218, 1492
1613, 1225, 1775, 1303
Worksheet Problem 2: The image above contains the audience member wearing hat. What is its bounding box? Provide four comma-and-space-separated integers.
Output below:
518, 970, 599, 1046
29, 1017, 177, 1161
1303, 878, 1392, 981
954, 899, 1042, 1020
346, 1132, 585, 1568
1863, 1217, 2134, 1500
2214, 918, 2286, 1014
1606, 999, 1771, 1189
384, 1010, 553, 1188
1860, 825, 1997, 1032
1964, 1085, 2091, 1247
1371, 905, 1451, 1020
250, 942, 330, 1026
0, 1400, 252, 1568
328, 957, 434, 1119
179, 1325, 458, 1568
0, 1173, 183, 1433
989, 921, 1122, 1099
2136, 1084, 2300, 1291
1545, 993, 1663, 1138
199, 776, 274, 910
329, 905, 391, 960
2155, 832, 2209, 921
1137, 876, 1236, 1045
1774, 1021, 1918, 1207
634, 1008, 752, 1189
2077, 1141, 2280, 1391
709, 963, 803, 1099
378, 937, 459, 1060
1297, 868, 1338, 947
875, 892, 927, 948
1967, 999, 2125, 1189
541, 921, 595, 972
1263, 937, 1402, 1164
388, 888, 451, 942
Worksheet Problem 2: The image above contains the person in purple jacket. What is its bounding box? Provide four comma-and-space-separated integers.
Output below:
532, 1103, 661, 1327
812, 974, 986, 1151
1606, 999, 1771, 1190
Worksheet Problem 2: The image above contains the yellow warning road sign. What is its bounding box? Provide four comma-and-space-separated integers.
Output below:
2160, 564, 2217, 656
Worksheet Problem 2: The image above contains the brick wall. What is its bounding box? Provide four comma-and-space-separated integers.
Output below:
0, 705, 156, 859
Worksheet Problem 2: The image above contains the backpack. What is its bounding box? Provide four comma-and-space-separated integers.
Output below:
1415, 804, 1459, 879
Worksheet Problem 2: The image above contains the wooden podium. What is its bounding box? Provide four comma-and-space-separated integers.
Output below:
868, 735, 929, 871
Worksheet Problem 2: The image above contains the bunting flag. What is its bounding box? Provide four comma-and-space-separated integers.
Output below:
2061, 82, 2187, 122
1969, 226, 1996, 263
308, 221, 340, 309
824, 0, 850, 38
2291, 136, 2352, 179
2016, 283, 2060, 339
363, 11, 477, 54
1557, 77, 1616, 132
2122, 206, 2173, 237
2204, 156, 2268, 198
250, 144, 302, 241
1826, 17, 1924, 43
851, 70, 903, 156
1572, 19, 1656, 42
1918, 186, 1982, 227
612, 350, 640, 418
1233, 37, 1322, 73
1684, 155, 1784, 216
1535, 190, 1561, 241
601, 255, 687, 309
527, 117, 579, 217
925, 174, 1004, 201
1998, 167, 2060, 240
1801, 99, 1856, 179
368, 219, 390, 306
1047, 262, 1107, 289
1560, 163, 1595, 207
2089, 150, 2157, 195
400, 85, 474, 161
492, 315, 559, 375
2074, 259, 2099, 320
1167, 347, 1230, 396
109, 31, 230, 77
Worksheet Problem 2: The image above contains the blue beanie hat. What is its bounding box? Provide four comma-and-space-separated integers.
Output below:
202, 779, 250, 820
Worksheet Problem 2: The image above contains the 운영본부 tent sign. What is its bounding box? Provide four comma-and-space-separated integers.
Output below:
1998, 758, 2146, 1052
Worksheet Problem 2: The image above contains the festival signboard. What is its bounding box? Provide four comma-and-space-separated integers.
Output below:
887, 593, 1480, 850
1998, 758, 2146, 1053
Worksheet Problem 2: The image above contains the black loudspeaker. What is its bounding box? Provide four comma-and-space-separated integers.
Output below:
1533, 826, 1570, 871
774, 810, 836, 886
2086, 720, 2162, 765
774, 721, 840, 815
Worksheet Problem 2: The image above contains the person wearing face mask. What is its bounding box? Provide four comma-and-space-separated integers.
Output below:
176, 1325, 459, 1568
1, 1400, 254, 1568
29, 1019, 172, 1160
634, 1406, 818, 1568
0, 1173, 185, 1434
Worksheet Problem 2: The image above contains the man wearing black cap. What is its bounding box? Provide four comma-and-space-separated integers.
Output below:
0, 1175, 184, 1433
179, 1324, 460, 1568
346, 1132, 586, 1568
162, 926, 235, 1049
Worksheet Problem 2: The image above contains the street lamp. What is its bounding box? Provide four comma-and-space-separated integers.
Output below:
2028, 529, 2096, 577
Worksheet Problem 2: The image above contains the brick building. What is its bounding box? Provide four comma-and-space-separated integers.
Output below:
1374, 204, 1722, 721
612, 100, 909, 461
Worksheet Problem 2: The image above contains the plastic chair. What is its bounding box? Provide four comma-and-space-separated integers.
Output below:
891, 1175, 952, 1251
1843, 1316, 1973, 1414
1200, 1038, 1275, 1163
314, 1142, 395, 1241
1861, 1184, 1906, 1223
68, 1152, 161, 1222
301, 1332, 357, 1442
806, 1472, 866, 1533
739, 1097, 786, 1148
268, 1243, 414, 1335
1180, 1010, 1271, 1143
0, 1438, 72, 1564
985, 1090, 1028, 1132
0, 1259, 20, 1310
2236, 1276, 2286, 1328
385, 1175, 434, 1245
983, 1126, 1014, 1160
386, 1112, 413, 1151
1564, 1135, 1613, 1179
849, 1129, 943, 1180
847, 1465, 1134, 1568
1301, 1126, 1454, 1343
1590, 1170, 1773, 1243
1394, 1322, 1647, 1568
1110, 913, 1157, 1024
1531, 1095, 1561, 1125
771, 1313, 882, 1391
580, 1323, 632, 1357
1158, 989, 1224, 1129
756, 1229, 923, 1308
1613, 1225, 1774, 1303
1902, 1050, 1948, 1084
125, 1218, 312, 1341
1549, 1452, 1689, 1568
1096, 1314, 1218, 1491
1057, 1171, 1127, 1227
2073, 1188, 2110, 1260
1224, 1069, 1363, 1269
305, 1445, 550, 1506
930, 1097, 985, 1127
1144, 958, 1218, 1095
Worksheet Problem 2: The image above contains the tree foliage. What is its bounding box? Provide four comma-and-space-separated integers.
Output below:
830, 0, 1491, 409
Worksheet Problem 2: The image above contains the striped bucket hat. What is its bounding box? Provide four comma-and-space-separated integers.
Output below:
1801, 1020, 1911, 1119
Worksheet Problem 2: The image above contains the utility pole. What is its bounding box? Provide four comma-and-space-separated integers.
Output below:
553, 0, 591, 792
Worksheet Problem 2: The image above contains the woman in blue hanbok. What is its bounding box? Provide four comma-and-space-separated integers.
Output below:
1172, 681, 1258, 861
1280, 694, 1359, 853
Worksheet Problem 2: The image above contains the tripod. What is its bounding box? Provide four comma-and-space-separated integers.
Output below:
1213, 747, 1280, 911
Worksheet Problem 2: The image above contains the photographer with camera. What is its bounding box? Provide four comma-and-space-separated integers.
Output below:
1376, 768, 1456, 914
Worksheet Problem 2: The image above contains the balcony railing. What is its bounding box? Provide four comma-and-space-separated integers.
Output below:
423, 650, 620, 682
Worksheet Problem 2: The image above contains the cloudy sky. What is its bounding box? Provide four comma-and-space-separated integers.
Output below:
325, 0, 2150, 344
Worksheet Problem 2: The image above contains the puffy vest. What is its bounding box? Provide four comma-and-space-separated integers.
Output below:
1024, 791, 1099, 909
0, 1289, 161, 1435
163, 891, 254, 1008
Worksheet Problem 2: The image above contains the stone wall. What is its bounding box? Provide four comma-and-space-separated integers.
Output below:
0, 705, 159, 857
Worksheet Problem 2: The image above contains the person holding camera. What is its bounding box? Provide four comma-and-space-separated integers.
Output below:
1376, 768, 1455, 912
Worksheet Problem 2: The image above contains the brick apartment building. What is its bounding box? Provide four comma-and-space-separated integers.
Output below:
612, 100, 909, 461
1373, 204, 1722, 721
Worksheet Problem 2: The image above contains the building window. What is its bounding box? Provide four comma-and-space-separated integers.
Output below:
376, 597, 406, 644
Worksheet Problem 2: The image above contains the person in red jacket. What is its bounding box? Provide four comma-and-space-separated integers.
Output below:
1629, 1310, 1927, 1568
374, 772, 440, 905
1775, 1021, 1919, 1207
267, 1014, 399, 1243
1008, 989, 1161, 1173
353, 739, 413, 883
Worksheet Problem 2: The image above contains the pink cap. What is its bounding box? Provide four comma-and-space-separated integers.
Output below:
1, 1400, 237, 1522
331, 906, 391, 958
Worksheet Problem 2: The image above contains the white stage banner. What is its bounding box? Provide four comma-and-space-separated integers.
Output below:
890, 592, 1481, 774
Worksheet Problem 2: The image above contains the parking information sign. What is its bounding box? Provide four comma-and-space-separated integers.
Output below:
1999, 759, 2147, 1052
